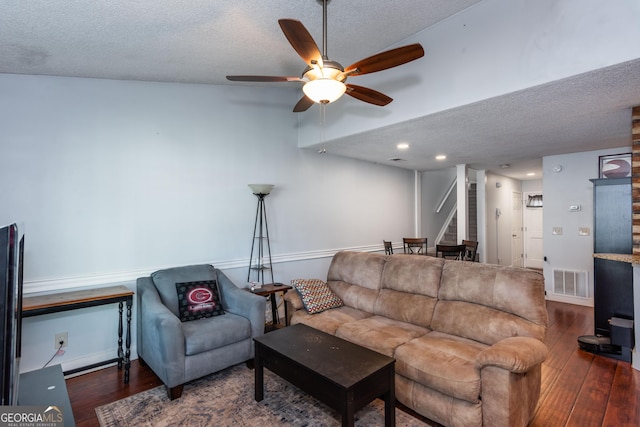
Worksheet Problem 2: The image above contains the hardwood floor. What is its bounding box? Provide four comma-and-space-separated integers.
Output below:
65, 301, 639, 427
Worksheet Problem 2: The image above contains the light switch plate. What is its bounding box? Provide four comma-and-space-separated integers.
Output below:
552, 227, 563, 235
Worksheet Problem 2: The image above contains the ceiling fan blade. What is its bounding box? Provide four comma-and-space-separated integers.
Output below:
345, 84, 393, 106
278, 19, 323, 68
293, 95, 315, 112
344, 44, 424, 76
226, 75, 303, 82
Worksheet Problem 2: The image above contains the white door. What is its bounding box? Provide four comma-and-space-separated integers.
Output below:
511, 192, 523, 267
524, 193, 544, 269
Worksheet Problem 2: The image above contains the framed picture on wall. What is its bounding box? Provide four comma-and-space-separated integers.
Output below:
599, 153, 631, 179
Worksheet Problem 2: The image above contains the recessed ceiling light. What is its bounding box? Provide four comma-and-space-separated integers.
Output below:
527, 172, 535, 176
435, 155, 446, 160
397, 143, 410, 150
500, 164, 511, 169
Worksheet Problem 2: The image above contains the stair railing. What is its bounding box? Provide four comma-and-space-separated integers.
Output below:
435, 178, 457, 213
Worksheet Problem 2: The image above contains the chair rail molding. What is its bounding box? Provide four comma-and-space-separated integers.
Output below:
24, 244, 383, 294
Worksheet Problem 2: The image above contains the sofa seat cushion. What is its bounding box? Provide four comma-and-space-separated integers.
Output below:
182, 312, 251, 356
395, 331, 488, 404
335, 315, 428, 357
291, 306, 372, 335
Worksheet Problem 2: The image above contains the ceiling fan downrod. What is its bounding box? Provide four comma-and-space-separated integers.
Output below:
320, 0, 329, 59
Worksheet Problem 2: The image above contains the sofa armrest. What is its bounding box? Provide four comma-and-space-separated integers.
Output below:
216, 269, 266, 339
476, 337, 548, 373
284, 288, 304, 310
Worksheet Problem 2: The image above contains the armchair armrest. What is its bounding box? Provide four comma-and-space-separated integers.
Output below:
475, 337, 548, 373
216, 270, 266, 339
136, 277, 186, 387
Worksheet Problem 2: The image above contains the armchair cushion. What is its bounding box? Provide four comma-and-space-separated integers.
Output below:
292, 278, 344, 314
151, 264, 218, 317
182, 312, 251, 356
176, 280, 224, 322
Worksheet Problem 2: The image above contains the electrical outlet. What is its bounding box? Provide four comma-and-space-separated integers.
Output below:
55, 332, 68, 349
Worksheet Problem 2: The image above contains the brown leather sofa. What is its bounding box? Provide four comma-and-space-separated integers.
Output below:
284, 251, 548, 427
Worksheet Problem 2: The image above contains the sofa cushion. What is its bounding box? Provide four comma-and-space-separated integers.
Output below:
328, 279, 380, 314
381, 254, 443, 297
182, 312, 251, 356
291, 306, 372, 335
327, 251, 387, 291
374, 289, 438, 329
335, 315, 428, 357
374, 255, 443, 328
151, 264, 218, 318
431, 300, 546, 346
175, 280, 225, 322
292, 278, 344, 314
395, 331, 487, 404
434, 261, 547, 344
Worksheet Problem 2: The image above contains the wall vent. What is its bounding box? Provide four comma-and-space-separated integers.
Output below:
552, 269, 588, 298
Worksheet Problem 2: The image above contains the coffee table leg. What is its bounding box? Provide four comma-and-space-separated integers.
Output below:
255, 344, 264, 402
343, 391, 355, 427
385, 367, 396, 427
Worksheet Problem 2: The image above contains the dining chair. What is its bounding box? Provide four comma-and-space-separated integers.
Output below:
403, 237, 428, 255
435, 243, 466, 260
383, 240, 394, 255
462, 239, 479, 262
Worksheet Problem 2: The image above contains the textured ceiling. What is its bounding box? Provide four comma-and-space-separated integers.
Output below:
2, 0, 639, 180
0, 0, 479, 84
316, 59, 640, 178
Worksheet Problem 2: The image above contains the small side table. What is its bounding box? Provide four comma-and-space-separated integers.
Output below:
250, 283, 293, 331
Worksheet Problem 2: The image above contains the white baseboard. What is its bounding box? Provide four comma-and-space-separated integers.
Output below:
57, 346, 138, 378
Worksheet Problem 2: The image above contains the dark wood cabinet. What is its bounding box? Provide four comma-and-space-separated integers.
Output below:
593, 258, 633, 336
592, 178, 632, 254
590, 178, 633, 338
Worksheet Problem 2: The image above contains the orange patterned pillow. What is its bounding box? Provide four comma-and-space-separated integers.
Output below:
291, 279, 343, 314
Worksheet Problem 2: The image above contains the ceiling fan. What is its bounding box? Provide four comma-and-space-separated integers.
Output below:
226, 0, 424, 112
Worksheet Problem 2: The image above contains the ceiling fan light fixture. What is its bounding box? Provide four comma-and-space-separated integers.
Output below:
303, 78, 346, 104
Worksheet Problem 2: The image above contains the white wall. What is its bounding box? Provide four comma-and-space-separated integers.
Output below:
522, 180, 543, 194
542, 147, 631, 306
0, 74, 416, 372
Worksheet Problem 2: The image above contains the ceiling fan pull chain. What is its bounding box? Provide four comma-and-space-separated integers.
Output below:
320, 103, 326, 143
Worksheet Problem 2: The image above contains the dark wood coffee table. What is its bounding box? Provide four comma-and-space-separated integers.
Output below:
254, 323, 395, 427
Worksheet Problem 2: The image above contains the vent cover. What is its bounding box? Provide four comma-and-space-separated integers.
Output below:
553, 269, 588, 298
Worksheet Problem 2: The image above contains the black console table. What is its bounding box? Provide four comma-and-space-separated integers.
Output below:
23, 285, 134, 383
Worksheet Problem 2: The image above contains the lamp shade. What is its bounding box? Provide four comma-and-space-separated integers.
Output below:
248, 184, 274, 195
303, 78, 346, 104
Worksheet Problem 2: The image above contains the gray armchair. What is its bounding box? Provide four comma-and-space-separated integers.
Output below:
136, 264, 266, 399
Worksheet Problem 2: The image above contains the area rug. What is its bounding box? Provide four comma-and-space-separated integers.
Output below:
95, 363, 435, 426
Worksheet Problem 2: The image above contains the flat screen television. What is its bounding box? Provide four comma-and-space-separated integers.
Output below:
0, 223, 24, 405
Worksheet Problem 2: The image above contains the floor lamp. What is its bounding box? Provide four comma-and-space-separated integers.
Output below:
248, 184, 274, 288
